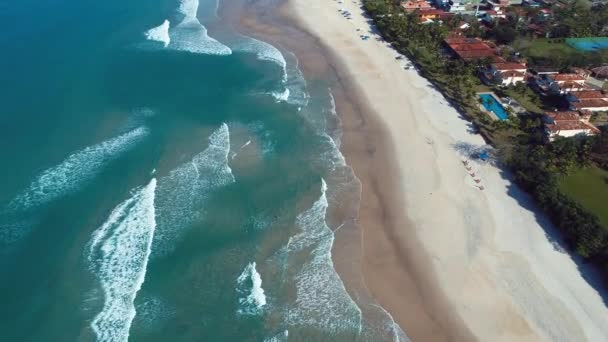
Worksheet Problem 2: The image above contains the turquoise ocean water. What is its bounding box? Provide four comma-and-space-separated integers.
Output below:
0, 0, 407, 340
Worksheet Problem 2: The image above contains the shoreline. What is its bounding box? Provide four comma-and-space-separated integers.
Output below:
225, 0, 608, 341
226, 0, 474, 340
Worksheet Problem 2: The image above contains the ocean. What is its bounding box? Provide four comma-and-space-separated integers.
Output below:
0, 0, 406, 340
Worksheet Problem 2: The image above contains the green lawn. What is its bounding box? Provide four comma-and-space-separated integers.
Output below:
559, 166, 608, 228
514, 38, 579, 60
501, 88, 545, 114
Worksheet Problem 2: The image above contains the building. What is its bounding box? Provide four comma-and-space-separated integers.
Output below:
402, 0, 433, 12
482, 62, 527, 86
591, 66, 608, 80
443, 37, 496, 61
570, 99, 608, 112
447, 0, 467, 12
416, 9, 446, 21
543, 110, 599, 141
542, 73, 588, 94
566, 90, 608, 103
487, 0, 510, 11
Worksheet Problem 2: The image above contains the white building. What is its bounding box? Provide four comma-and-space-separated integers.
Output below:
483, 62, 527, 86
448, 0, 467, 12
543, 111, 599, 141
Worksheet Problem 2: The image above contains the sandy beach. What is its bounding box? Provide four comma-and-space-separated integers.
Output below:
271, 0, 608, 341
228, 0, 608, 340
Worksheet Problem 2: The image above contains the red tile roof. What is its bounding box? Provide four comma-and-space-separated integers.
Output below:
568, 90, 607, 100
492, 62, 527, 71
544, 111, 581, 121
417, 9, 446, 16
444, 38, 496, 60
401, 0, 432, 11
572, 99, 608, 109
552, 74, 587, 82
545, 121, 599, 133
501, 70, 525, 78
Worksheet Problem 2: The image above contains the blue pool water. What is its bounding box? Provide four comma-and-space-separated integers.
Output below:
566, 37, 608, 52
480, 94, 508, 120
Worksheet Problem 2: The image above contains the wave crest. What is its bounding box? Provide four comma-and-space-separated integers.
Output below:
87, 178, 157, 342
153, 123, 234, 256
236, 262, 267, 315
8, 126, 148, 211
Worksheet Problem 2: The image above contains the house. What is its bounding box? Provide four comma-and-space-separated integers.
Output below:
538, 8, 552, 20
566, 90, 608, 103
416, 9, 446, 21
543, 110, 599, 141
402, 0, 433, 12
447, 0, 467, 12
527, 23, 548, 38
547, 74, 588, 94
482, 62, 527, 86
480, 10, 507, 23
487, 0, 510, 11
569, 67, 591, 79
570, 99, 608, 112
591, 66, 608, 80
443, 37, 497, 61
530, 66, 559, 76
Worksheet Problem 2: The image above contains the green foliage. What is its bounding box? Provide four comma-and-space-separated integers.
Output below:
362, 0, 608, 284
513, 38, 608, 69
559, 166, 608, 228
551, 0, 608, 38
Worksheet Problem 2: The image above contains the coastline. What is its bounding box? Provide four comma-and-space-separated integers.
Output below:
227, 0, 608, 341
226, 0, 473, 340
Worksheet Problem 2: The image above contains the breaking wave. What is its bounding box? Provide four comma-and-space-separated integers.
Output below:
232, 36, 287, 80
141, 0, 231, 55
8, 127, 148, 211
264, 330, 289, 342
153, 123, 234, 256
283, 179, 363, 334
236, 262, 267, 315
87, 178, 157, 342
169, 0, 231, 55
271, 88, 290, 103
144, 20, 170, 47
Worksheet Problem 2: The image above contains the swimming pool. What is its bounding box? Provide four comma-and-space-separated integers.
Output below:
479, 93, 508, 120
566, 37, 608, 52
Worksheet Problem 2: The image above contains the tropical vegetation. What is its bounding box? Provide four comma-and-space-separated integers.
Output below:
362, 0, 608, 285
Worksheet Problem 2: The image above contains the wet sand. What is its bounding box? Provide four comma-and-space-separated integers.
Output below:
222, 0, 474, 340
224, 0, 608, 341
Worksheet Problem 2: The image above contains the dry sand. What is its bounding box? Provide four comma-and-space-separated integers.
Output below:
278, 0, 608, 341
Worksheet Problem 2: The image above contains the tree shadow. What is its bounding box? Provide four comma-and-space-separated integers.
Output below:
451, 141, 497, 165
497, 167, 608, 307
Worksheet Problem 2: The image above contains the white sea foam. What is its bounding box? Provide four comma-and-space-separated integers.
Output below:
87, 178, 157, 342
144, 20, 171, 47
8, 127, 148, 211
132, 296, 175, 332
370, 304, 411, 342
236, 262, 267, 315
153, 123, 234, 256
284, 179, 362, 334
271, 88, 290, 102
264, 330, 289, 342
232, 36, 287, 79
166, 0, 232, 55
